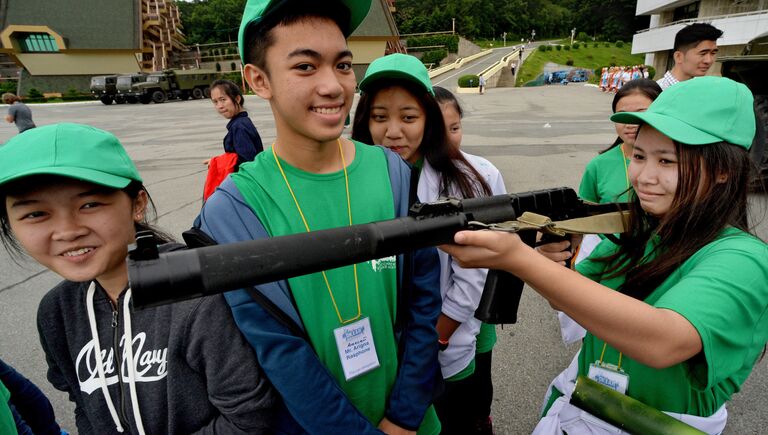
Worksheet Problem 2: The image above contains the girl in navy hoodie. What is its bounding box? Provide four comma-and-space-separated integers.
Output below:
0, 123, 275, 434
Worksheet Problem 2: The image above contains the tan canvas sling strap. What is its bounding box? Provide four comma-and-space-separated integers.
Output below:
469, 210, 630, 236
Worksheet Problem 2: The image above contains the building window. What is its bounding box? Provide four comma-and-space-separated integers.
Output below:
18, 33, 59, 52
673, 2, 700, 22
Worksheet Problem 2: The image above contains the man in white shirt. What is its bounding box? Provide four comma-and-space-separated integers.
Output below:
657, 23, 722, 90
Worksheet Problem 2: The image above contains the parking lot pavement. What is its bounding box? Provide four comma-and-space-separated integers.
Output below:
1, 85, 766, 433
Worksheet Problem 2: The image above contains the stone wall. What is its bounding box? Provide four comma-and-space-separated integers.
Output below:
18, 70, 91, 96
457, 37, 482, 58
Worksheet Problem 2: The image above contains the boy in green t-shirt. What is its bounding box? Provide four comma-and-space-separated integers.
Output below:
196, 1, 443, 434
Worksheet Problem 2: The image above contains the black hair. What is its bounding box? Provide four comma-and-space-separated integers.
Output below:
601, 78, 662, 153
433, 85, 463, 118
673, 23, 723, 52
0, 176, 173, 262
351, 79, 492, 199
210, 79, 245, 111
599, 139, 758, 301
243, 0, 351, 75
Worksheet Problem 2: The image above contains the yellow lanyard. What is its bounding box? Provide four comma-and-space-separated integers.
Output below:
621, 143, 630, 190
598, 342, 623, 370
272, 139, 362, 325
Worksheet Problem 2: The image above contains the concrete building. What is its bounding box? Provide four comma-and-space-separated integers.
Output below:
349, 0, 405, 78
0, 0, 184, 95
631, 0, 768, 78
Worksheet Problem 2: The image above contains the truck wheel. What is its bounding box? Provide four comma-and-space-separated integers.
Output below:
100, 96, 113, 105
192, 87, 204, 99
152, 90, 167, 104
139, 94, 151, 104
203, 86, 211, 98
115, 96, 126, 104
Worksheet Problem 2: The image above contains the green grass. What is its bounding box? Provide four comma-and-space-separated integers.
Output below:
474, 39, 520, 50
515, 42, 644, 87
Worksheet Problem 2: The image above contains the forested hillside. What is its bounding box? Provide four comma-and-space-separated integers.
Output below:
176, 0, 649, 45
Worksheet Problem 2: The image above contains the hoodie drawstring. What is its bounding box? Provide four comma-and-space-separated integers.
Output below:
85, 282, 146, 434
123, 289, 146, 435
86, 282, 124, 433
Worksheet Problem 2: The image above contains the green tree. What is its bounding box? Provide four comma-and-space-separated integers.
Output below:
177, 0, 246, 45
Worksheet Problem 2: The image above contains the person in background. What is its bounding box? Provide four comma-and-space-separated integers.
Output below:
434, 85, 502, 435
3, 93, 35, 134
657, 23, 722, 90
209, 79, 264, 167
580, 79, 662, 205
352, 55, 504, 435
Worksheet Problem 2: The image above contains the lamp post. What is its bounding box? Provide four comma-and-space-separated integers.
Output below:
452, 18, 455, 34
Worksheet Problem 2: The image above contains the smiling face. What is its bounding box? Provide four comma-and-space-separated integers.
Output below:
675, 40, 718, 80
211, 86, 241, 119
244, 17, 356, 148
439, 102, 462, 149
614, 92, 654, 147
367, 86, 426, 163
629, 125, 680, 217
5, 178, 146, 291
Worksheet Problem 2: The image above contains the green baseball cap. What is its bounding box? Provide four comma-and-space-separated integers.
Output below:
0, 123, 142, 189
359, 53, 434, 96
238, 0, 372, 62
611, 76, 755, 149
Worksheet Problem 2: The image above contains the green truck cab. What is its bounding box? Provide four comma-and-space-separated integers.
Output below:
125, 69, 219, 104
115, 73, 148, 104
90, 75, 118, 105
719, 31, 768, 187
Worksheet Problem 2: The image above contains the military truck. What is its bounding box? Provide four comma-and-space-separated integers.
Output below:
719, 31, 768, 188
115, 73, 148, 104
124, 69, 219, 104
90, 75, 118, 105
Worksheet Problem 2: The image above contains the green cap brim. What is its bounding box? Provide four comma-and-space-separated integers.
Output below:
0, 166, 133, 189
611, 111, 723, 145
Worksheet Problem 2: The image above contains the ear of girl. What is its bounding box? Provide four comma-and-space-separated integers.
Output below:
444, 76, 767, 433
0, 123, 276, 434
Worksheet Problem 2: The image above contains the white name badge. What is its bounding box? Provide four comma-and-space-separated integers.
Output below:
588, 362, 629, 395
333, 317, 381, 381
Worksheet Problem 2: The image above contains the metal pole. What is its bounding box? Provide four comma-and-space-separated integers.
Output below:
452, 18, 455, 34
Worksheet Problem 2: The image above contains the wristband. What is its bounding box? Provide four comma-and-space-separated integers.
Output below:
438, 338, 449, 351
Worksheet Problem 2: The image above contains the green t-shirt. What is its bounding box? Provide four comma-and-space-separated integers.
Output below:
578, 145, 631, 204
574, 227, 768, 416
0, 381, 17, 435
233, 141, 440, 434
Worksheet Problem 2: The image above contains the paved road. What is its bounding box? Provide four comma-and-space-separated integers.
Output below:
1, 84, 766, 434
